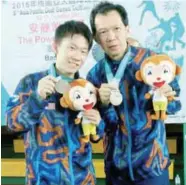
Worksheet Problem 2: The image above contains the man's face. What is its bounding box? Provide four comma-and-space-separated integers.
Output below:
95, 10, 129, 61
54, 34, 89, 76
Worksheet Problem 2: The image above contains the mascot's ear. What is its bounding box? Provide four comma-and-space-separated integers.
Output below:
135, 70, 143, 81
176, 65, 182, 75
60, 97, 69, 108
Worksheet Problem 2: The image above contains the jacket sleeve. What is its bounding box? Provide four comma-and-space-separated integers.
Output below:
6, 75, 48, 132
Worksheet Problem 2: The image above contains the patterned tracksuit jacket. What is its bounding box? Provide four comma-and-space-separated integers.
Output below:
6, 66, 105, 185
87, 45, 181, 183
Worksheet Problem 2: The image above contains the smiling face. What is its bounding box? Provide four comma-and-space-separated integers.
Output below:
54, 34, 89, 77
141, 59, 176, 88
69, 82, 97, 111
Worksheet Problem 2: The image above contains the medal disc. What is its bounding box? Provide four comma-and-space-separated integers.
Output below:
55, 79, 70, 94
110, 90, 123, 106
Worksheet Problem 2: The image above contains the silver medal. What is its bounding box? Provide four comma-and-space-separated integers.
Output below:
110, 89, 123, 106
55, 79, 71, 94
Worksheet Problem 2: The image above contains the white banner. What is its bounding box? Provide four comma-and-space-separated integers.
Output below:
1, 0, 186, 125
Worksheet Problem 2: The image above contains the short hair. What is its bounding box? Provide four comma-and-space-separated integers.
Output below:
55, 20, 93, 50
90, 1, 129, 37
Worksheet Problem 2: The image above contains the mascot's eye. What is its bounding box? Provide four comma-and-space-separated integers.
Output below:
90, 90, 94, 95
147, 71, 152, 75
164, 69, 169, 73
145, 67, 152, 76
73, 91, 81, 100
162, 65, 170, 74
75, 94, 81, 99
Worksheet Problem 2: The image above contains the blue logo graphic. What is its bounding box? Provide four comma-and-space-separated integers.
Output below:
138, 0, 185, 72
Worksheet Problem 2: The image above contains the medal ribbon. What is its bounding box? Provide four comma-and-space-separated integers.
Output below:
104, 46, 131, 85
49, 64, 73, 82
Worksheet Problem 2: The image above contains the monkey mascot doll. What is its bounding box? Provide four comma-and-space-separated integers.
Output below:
135, 54, 181, 120
56, 79, 100, 152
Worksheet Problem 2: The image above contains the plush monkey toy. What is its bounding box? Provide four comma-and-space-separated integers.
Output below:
59, 79, 100, 143
135, 54, 181, 120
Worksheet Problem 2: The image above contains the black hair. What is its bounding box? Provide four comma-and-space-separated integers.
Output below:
55, 20, 93, 50
90, 1, 129, 37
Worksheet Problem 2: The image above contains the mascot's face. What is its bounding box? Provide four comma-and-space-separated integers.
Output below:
69, 82, 97, 111
142, 59, 176, 88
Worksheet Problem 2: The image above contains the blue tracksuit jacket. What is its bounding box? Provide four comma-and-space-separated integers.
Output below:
87, 45, 181, 183
6, 64, 105, 185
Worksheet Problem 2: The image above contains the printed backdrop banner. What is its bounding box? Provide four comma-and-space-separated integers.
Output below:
1, 0, 186, 125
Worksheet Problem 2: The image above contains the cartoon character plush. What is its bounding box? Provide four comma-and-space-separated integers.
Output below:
135, 54, 181, 120
59, 79, 100, 143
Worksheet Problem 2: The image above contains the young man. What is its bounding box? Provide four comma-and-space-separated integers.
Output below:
87, 2, 181, 185
6, 20, 104, 185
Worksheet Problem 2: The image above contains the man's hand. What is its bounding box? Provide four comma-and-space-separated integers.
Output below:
83, 109, 101, 125
159, 84, 176, 97
37, 75, 58, 100
98, 83, 118, 105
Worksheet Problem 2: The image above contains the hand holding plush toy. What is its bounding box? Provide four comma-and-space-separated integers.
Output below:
59, 79, 100, 143
135, 54, 181, 120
